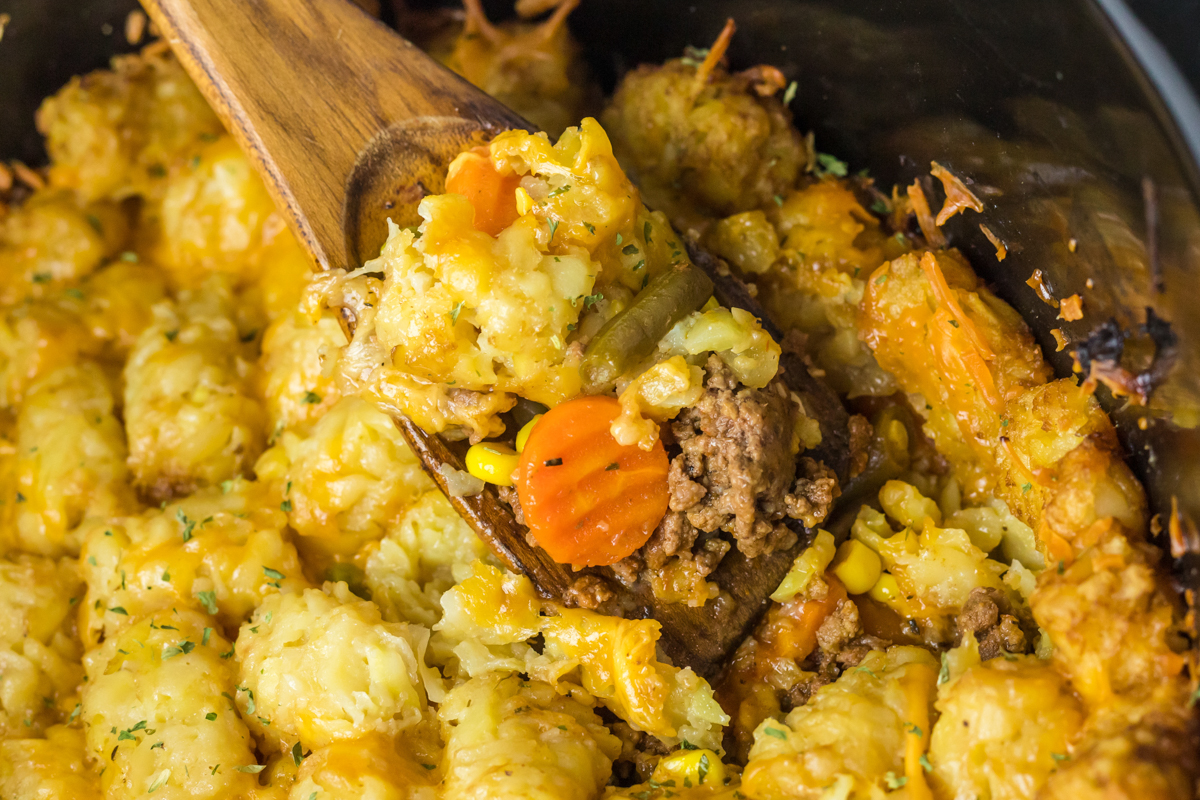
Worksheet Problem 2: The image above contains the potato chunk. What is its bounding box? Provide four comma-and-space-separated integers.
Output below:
123, 278, 266, 501
0, 725, 100, 799
1038, 721, 1199, 800
82, 608, 262, 799
929, 650, 1084, 800
254, 396, 432, 565
436, 0, 592, 137
361, 490, 491, 627
602, 57, 807, 220
254, 311, 346, 436
7, 363, 133, 557
0, 189, 127, 305
0, 262, 168, 414
859, 249, 1052, 502
1031, 530, 1185, 711
234, 583, 430, 752
79, 479, 308, 646
0, 298, 102, 412
287, 731, 441, 800
439, 673, 621, 800
741, 646, 939, 799
0, 556, 84, 738
436, 563, 728, 750
75, 261, 171, 357
145, 135, 284, 291
37, 49, 223, 203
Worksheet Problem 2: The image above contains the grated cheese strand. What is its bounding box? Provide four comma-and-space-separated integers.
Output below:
931, 161, 984, 226
694, 18, 737, 91
907, 182, 946, 248
900, 662, 935, 800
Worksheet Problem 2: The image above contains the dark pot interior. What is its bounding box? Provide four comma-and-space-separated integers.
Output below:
3, 0, 1199, 601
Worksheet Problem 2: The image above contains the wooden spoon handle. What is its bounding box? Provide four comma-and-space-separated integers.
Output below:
140, 0, 526, 272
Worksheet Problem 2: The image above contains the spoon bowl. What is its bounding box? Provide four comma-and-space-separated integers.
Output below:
141, 0, 851, 675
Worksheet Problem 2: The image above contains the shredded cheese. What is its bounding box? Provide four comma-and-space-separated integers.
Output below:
979, 224, 1007, 261
694, 18, 737, 90
1058, 294, 1083, 321
900, 663, 935, 800
1026, 269, 1059, 308
907, 182, 946, 247
931, 162, 984, 226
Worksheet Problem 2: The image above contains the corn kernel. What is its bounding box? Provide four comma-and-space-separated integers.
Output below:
465, 443, 519, 486
515, 187, 534, 216
880, 480, 941, 530
515, 415, 542, 454
651, 748, 726, 788
869, 572, 901, 604
830, 539, 883, 595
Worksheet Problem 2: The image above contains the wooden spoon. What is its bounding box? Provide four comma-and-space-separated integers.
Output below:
141, 0, 850, 676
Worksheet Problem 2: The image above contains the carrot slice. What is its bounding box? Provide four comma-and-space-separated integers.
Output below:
516, 396, 669, 566
758, 575, 847, 663
445, 145, 521, 236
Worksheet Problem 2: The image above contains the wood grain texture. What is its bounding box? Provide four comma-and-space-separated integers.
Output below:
141, 0, 527, 272
141, 0, 852, 675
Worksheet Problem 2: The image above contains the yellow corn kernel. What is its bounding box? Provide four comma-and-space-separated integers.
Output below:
465, 443, 519, 486
515, 415, 542, 454
869, 572, 901, 604
651, 748, 726, 788
880, 480, 942, 531
515, 187, 534, 216
830, 539, 883, 595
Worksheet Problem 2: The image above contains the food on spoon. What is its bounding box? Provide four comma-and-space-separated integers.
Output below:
580, 262, 714, 390
321, 116, 839, 581
516, 395, 670, 566
444, 145, 522, 237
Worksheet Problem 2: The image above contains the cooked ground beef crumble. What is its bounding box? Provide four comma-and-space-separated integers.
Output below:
955, 586, 1034, 660
658, 356, 838, 557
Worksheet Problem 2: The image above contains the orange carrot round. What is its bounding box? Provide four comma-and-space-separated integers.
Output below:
516, 396, 669, 567
445, 146, 521, 237
760, 575, 847, 663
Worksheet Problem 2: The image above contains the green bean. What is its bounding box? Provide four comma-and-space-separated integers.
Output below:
581, 263, 714, 388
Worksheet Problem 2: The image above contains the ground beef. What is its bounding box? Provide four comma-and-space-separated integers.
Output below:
815, 594, 861, 654
847, 413, 873, 479
784, 633, 893, 711
606, 717, 671, 785
563, 574, 615, 610
496, 485, 525, 526
783, 457, 839, 529
610, 530, 730, 594
668, 356, 836, 559
608, 556, 642, 588
638, 509, 700, 571
955, 587, 1030, 660
779, 592, 891, 710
